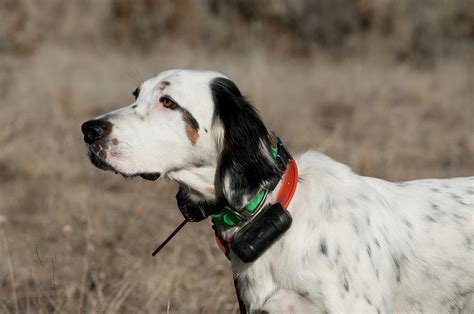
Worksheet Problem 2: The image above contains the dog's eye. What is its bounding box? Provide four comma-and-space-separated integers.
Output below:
160, 96, 177, 109
132, 87, 140, 100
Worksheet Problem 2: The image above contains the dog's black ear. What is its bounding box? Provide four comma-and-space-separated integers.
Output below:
211, 77, 280, 208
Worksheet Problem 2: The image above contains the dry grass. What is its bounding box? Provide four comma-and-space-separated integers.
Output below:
0, 1, 473, 313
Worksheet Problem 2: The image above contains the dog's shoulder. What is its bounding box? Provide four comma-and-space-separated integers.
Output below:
295, 150, 356, 183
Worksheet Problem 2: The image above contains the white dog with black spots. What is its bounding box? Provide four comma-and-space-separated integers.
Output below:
82, 69, 473, 313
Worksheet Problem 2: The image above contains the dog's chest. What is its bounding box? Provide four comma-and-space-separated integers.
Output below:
231, 230, 328, 312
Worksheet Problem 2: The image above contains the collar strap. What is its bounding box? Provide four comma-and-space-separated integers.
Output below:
276, 159, 298, 209
211, 137, 297, 227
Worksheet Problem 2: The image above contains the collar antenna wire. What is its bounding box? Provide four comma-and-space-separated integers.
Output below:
151, 219, 188, 256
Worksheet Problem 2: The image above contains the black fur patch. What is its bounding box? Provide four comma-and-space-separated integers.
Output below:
178, 106, 199, 131
177, 106, 200, 145
210, 77, 280, 208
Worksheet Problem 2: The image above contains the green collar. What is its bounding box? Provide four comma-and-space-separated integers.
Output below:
211, 190, 267, 226
211, 140, 279, 226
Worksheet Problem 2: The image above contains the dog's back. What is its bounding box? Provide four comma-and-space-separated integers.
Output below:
389, 175, 473, 312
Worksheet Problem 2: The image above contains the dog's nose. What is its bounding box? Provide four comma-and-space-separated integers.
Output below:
81, 119, 112, 144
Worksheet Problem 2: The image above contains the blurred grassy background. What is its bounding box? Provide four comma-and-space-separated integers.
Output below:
0, 0, 473, 313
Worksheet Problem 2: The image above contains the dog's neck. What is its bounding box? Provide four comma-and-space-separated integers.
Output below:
165, 133, 289, 211
165, 130, 221, 202
166, 165, 218, 202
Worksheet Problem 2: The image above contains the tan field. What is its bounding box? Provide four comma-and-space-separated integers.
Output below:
0, 1, 473, 313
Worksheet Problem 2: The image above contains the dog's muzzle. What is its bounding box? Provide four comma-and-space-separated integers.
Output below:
81, 119, 113, 171
81, 119, 161, 180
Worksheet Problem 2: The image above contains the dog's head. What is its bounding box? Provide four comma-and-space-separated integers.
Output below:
82, 69, 280, 208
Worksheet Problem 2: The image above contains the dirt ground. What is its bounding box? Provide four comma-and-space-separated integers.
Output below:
0, 1, 473, 313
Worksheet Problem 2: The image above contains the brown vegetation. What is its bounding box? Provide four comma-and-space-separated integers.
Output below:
0, 0, 473, 312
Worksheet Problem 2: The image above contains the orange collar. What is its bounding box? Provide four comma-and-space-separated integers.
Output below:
275, 159, 298, 209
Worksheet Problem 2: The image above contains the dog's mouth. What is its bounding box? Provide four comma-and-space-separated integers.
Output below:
87, 144, 114, 171
136, 172, 161, 181
86, 144, 161, 181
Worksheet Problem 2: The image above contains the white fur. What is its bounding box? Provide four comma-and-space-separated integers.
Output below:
86, 69, 473, 313
235, 151, 473, 313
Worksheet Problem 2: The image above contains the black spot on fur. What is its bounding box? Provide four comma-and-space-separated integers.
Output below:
374, 238, 380, 247
431, 203, 440, 211
321, 196, 336, 220
211, 77, 280, 208
449, 193, 462, 200
452, 213, 467, 222
343, 278, 349, 292
134, 111, 145, 121
131, 104, 137, 109
367, 245, 372, 257
402, 218, 413, 228
204, 128, 208, 133
178, 107, 199, 131
425, 215, 436, 222
320, 238, 328, 256
298, 290, 309, 298
364, 295, 372, 305
466, 236, 473, 249
351, 218, 360, 235
393, 257, 401, 283
334, 247, 341, 264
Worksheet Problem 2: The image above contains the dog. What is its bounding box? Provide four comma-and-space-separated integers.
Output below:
82, 69, 473, 313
